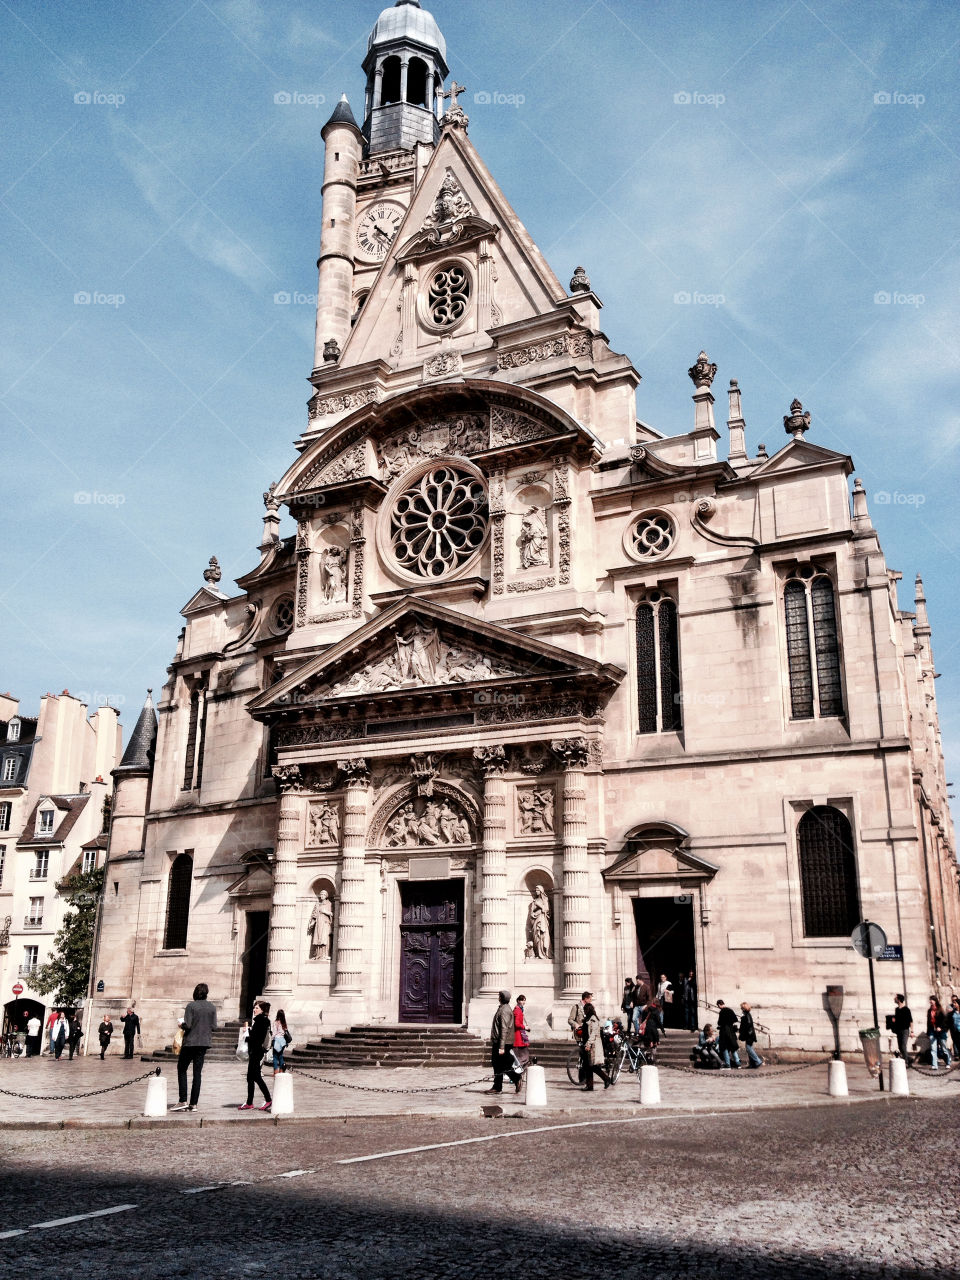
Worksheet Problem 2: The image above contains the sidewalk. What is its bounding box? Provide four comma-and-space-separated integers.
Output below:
0, 1053, 955, 1130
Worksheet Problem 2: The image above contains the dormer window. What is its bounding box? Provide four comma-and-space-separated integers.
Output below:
6, 719, 20, 742
37, 808, 55, 836
1, 756, 15, 782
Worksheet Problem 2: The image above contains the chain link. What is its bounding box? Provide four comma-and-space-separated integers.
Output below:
291, 1068, 493, 1094
659, 1056, 833, 1078
908, 1063, 958, 1081
0, 1066, 160, 1103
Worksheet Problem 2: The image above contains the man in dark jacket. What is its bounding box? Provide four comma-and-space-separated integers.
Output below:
716, 999, 741, 1068
488, 989, 522, 1093
891, 994, 913, 1062
738, 1001, 764, 1068
172, 982, 217, 1112
119, 1006, 141, 1059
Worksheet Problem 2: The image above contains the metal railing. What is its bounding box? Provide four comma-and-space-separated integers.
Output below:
22, 917, 43, 929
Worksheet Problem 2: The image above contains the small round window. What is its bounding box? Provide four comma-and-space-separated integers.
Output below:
272, 596, 295, 634
390, 463, 488, 579
627, 511, 677, 561
426, 262, 471, 328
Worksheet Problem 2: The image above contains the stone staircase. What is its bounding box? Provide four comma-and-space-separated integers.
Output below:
146, 1021, 244, 1063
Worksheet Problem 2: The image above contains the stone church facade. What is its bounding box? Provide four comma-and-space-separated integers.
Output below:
96, 1, 958, 1051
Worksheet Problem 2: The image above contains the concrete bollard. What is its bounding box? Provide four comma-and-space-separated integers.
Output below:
524, 1064, 547, 1107
888, 1057, 909, 1096
828, 1059, 848, 1097
639, 1064, 661, 1106
272, 1070, 294, 1117
143, 1071, 167, 1117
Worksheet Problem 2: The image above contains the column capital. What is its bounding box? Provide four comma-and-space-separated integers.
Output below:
337, 757, 371, 788
473, 745, 507, 777
272, 764, 305, 793
551, 737, 588, 770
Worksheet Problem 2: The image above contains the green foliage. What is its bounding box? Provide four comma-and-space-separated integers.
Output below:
31, 866, 104, 1007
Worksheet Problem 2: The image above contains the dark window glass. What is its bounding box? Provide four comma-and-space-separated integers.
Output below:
784, 580, 814, 718
636, 604, 657, 733
164, 853, 193, 949
183, 690, 200, 790
811, 576, 843, 716
798, 807, 859, 936
659, 599, 682, 731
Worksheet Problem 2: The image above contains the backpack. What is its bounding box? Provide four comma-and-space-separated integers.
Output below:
273, 1031, 289, 1053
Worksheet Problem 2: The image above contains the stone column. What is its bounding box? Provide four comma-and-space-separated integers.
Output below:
552, 737, 591, 995
334, 757, 370, 993
264, 765, 304, 995
474, 745, 509, 993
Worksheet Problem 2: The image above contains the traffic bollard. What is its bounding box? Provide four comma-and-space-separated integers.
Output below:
639, 1064, 661, 1105
144, 1070, 167, 1117
828, 1059, 848, 1097
273, 1070, 294, 1116
888, 1057, 909, 1095
524, 1064, 547, 1107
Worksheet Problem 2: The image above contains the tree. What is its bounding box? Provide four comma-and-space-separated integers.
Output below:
31, 866, 104, 1008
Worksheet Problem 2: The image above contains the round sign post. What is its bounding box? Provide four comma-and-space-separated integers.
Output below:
851, 921, 888, 1092
11, 982, 23, 997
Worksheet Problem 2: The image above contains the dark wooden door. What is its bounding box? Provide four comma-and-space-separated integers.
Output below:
399, 881, 463, 1023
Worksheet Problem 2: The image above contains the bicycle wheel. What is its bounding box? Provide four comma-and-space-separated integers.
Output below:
566, 1048, 582, 1085
606, 1049, 623, 1085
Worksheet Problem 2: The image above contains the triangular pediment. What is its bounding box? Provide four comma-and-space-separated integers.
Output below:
603, 835, 719, 882
180, 586, 228, 617
751, 438, 852, 478
248, 597, 623, 717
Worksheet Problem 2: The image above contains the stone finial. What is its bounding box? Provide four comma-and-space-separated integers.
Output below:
323, 338, 341, 363
784, 397, 811, 438
263, 481, 280, 513
915, 573, 931, 635
688, 351, 717, 389
203, 556, 222, 587
726, 378, 747, 460
851, 476, 872, 530
569, 265, 591, 294
756, 442, 768, 459
441, 80, 469, 129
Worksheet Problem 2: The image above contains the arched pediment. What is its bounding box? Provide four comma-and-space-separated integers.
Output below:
603, 822, 717, 884
368, 780, 480, 850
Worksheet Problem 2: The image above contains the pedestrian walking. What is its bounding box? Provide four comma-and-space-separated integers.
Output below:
25, 1014, 41, 1057
119, 1006, 141, 1059
45, 1008, 57, 1056
925, 996, 952, 1070
512, 994, 531, 1071
630, 977, 649, 1034
738, 1002, 764, 1068
238, 999, 272, 1112
716, 999, 741, 1068
568, 989, 592, 1083
97, 1013, 114, 1060
621, 979, 636, 1031
655, 974, 673, 1034
947, 996, 960, 1061
67, 1014, 83, 1060
487, 989, 522, 1094
681, 970, 698, 1031
638, 998, 661, 1062
172, 982, 218, 1112
272, 1009, 291, 1075
51, 1011, 68, 1061
579, 1001, 612, 1090
891, 994, 913, 1062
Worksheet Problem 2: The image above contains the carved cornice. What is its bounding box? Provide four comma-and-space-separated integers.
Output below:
337, 757, 371, 788
497, 332, 591, 371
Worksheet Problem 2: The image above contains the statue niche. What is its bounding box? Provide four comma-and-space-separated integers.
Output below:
308, 885, 335, 961
525, 880, 554, 961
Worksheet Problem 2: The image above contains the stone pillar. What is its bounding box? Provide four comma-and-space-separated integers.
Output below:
400, 58, 409, 105
334, 757, 370, 993
474, 745, 509, 993
552, 737, 591, 995
264, 765, 304, 995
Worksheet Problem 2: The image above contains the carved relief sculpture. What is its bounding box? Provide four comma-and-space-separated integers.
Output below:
517, 786, 555, 835
319, 546, 348, 604
383, 797, 472, 847
517, 507, 549, 568
320, 628, 521, 698
308, 889, 334, 960
308, 801, 341, 847
377, 416, 486, 483
528, 885, 553, 959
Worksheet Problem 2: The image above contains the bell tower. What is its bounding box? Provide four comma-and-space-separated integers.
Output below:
362, 0, 449, 155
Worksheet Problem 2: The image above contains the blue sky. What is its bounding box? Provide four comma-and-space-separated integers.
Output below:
1, 0, 957, 783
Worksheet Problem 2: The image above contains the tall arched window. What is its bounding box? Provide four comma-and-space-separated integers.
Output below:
797, 807, 859, 936
380, 56, 401, 105
783, 566, 843, 719
407, 57, 428, 106
636, 594, 682, 734
164, 852, 193, 949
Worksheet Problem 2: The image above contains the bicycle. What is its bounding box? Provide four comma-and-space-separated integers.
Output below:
566, 1023, 649, 1085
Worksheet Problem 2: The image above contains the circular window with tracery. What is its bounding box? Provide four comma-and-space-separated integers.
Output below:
271, 596, 295, 634
426, 262, 471, 328
389, 463, 488, 579
626, 510, 677, 561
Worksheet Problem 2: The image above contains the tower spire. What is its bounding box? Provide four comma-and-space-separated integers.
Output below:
362, 1, 449, 154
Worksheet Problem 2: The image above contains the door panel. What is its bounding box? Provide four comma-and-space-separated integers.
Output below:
399, 882, 464, 1023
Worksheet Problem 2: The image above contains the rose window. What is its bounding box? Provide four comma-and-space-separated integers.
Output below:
390, 465, 488, 578
629, 511, 677, 560
427, 264, 470, 327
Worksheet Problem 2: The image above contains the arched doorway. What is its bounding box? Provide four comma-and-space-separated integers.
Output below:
3, 997, 45, 1049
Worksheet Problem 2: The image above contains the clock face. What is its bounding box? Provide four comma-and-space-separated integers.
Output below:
356, 202, 404, 261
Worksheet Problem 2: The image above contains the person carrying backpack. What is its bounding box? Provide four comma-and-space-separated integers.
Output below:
272, 1008, 292, 1075
238, 999, 272, 1112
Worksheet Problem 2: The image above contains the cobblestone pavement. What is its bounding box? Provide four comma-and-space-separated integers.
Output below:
0, 1089, 957, 1279
1, 1051, 956, 1127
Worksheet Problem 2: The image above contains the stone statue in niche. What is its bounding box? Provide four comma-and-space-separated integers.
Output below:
384, 797, 471, 847
397, 623, 441, 684
320, 546, 348, 604
308, 802, 340, 847
517, 786, 554, 835
309, 889, 334, 960
517, 507, 549, 569
528, 885, 553, 959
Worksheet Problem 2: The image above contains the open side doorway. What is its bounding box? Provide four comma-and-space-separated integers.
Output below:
634, 895, 696, 1028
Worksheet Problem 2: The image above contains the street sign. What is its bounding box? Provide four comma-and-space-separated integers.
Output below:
11, 982, 23, 996
851, 921, 887, 959
878, 944, 902, 961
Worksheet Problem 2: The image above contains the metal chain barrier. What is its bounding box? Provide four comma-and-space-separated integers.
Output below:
658, 1056, 833, 1078
908, 1063, 958, 1080
290, 1067, 493, 1094
0, 1066, 161, 1103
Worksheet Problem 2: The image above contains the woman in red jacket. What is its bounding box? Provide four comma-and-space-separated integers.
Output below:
513, 994, 530, 1073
